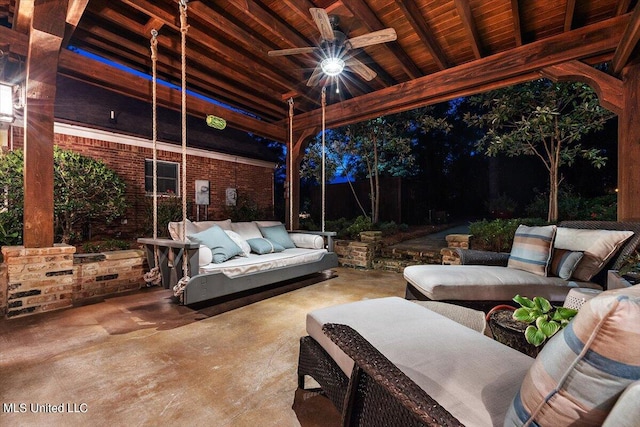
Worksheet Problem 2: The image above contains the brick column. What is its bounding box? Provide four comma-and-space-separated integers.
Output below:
2, 245, 76, 318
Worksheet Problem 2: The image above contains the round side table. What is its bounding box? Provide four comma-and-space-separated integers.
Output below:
488, 310, 541, 358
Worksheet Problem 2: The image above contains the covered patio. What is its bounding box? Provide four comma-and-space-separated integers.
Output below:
0, 0, 639, 251
1, 2, 640, 425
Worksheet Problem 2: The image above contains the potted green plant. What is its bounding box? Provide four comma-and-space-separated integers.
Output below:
512, 295, 578, 347
619, 249, 640, 284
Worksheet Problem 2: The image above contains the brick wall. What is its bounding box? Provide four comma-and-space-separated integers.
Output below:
1, 246, 147, 318
10, 126, 275, 238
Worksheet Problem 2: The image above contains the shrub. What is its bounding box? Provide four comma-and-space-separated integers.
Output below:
145, 196, 188, 238
81, 239, 131, 254
469, 218, 548, 252
525, 187, 616, 221
0, 148, 128, 244
223, 194, 271, 221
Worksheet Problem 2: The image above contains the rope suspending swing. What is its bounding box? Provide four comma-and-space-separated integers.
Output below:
173, 0, 191, 299
321, 86, 327, 232
288, 97, 294, 231
142, 29, 162, 286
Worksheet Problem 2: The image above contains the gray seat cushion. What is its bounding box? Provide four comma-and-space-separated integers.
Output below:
306, 297, 534, 426
404, 264, 602, 302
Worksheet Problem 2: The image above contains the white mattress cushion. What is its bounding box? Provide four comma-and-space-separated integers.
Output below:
231, 221, 263, 240
403, 264, 602, 302
306, 297, 534, 426
199, 248, 327, 277
289, 233, 325, 249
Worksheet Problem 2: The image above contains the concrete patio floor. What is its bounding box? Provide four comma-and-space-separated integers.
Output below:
0, 267, 406, 426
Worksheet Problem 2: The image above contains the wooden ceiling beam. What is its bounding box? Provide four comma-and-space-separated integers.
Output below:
187, 1, 319, 109
71, 29, 284, 121
143, 17, 164, 38
540, 60, 623, 114
343, 0, 422, 80
0, 25, 287, 141
12, 0, 33, 34
75, 19, 286, 116
112, 0, 309, 103
62, 0, 88, 46
224, 0, 312, 51
454, 0, 483, 59
612, 5, 640, 74
292, 14, 628, 131
57, 50, 287, 141
616, 0, 633, 15
83, 3, 307, 117
511, 0, 523, 47
394, 0, 450, 70
564, 0, 576, 32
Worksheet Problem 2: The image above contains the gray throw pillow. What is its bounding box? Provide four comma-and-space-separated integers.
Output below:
187, 225, 242, 263
247, 238, 285, 254
258, 224, 295, 249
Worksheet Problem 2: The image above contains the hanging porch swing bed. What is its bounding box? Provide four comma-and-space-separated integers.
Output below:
138, 220, 338, 305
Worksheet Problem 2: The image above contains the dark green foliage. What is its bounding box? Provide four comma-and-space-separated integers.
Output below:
469, 218, 549, 252
82, 239, 131, 254
524, 187, 617, 221
144, 196, 188, 238
0, 147, 128, 244
223, 194, 271, 222
0, 211, 21, 247
322, 216, 408, 240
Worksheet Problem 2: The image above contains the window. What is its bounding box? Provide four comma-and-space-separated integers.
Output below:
145, 159, 179, 195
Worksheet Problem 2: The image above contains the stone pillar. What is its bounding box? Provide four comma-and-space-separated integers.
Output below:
2, 245, 75, 318
441, 234, 472, 265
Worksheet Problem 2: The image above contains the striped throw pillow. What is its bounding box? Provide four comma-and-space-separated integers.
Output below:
504, 285, 640, 426
507, 225, 556, 276
550, 249, 584, 280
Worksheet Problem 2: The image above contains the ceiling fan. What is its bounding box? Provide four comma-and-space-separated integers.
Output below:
268, 8, 397, 87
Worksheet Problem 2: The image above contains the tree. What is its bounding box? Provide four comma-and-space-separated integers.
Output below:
0, 147, 128, 244
464, 79, 615, 222
302, 107, 449, 223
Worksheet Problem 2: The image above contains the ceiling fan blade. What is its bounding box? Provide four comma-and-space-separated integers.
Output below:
306, 64, 323, 87
346, 28, 397, 50
268, 46, 317, 57
345, 58, 377, 81
310, 8, 335, 42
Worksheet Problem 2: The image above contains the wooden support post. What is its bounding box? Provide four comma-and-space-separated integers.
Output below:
22, 0, 68, 248
618, 62, 640, 221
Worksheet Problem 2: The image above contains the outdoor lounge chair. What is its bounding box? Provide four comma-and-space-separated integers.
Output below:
298, 286, 640, 426
404, 221, 640, 312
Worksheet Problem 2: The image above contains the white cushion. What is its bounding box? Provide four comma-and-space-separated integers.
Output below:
198, 245, 213, 266
403, 264, 602, 302
253, 220, 282, 228
555, 228, 634, 281
290, 233, 324, 249
307, 297, 534, 427
231, 222, 263, 240
194, 219, 232, 232
224, 230, 251, 256
168, 219, 198, 241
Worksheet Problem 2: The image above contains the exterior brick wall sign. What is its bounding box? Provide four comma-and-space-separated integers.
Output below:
10, 123, 276, 237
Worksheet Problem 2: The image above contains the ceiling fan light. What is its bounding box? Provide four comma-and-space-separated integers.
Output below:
320, 57, 344, 76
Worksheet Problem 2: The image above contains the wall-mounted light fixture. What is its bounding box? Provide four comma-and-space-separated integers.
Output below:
0, 82, 14, 123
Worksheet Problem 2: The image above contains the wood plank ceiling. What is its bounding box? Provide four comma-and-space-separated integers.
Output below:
0, 0, 638, 142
